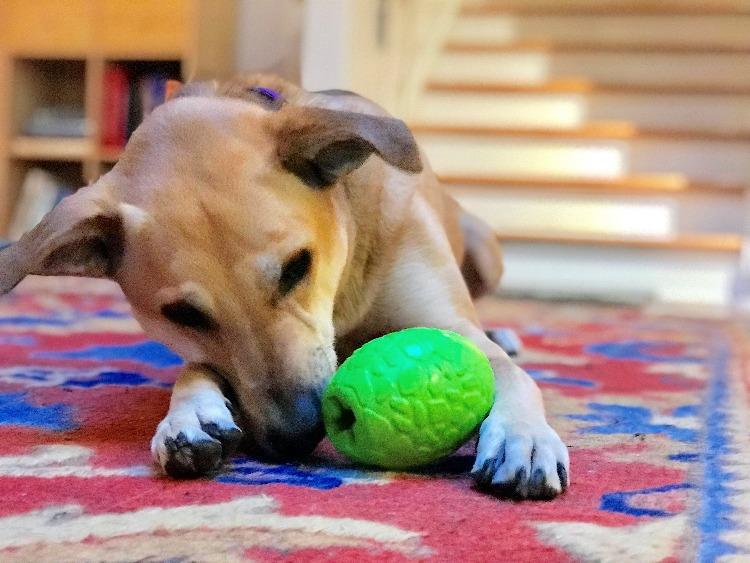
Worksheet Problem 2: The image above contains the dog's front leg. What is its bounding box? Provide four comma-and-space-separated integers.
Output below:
374, 250, 569, 499
460, 323, 570, 499
435, 321, 569, 499
151, 363, 242, 478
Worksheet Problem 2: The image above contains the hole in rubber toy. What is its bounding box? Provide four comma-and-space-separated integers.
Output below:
334, 405, 356, 432
326, 396, 357, 452
329, 397, 356, 433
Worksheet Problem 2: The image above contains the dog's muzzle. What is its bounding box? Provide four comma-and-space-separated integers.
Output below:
263, 385, 325, 460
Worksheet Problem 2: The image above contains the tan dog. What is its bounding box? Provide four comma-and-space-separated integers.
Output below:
0, 75, 568, 499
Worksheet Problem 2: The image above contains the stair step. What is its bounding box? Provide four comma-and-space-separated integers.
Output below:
453, 185, 742, 239
431, 51, 750, 89
427, 79, 750, 97
416, 130, 750, 184
411, 123, 750, 143
462, 2, 750, 16
496, 230, 742, 252
416, 88, 750, 133
440, 174, 746, 195
417, 135, 622, 179
441, 2, 747, 306
445, 41, 750, 55
495, 233, 738, 305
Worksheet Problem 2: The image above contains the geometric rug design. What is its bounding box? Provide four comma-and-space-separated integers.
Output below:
0, 277, 747, 561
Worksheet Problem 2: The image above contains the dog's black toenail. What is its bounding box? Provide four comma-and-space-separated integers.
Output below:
484, 328, 520, 356
200, 422, 243, 443
540, 484, 559, 500
528, 467, 546, 498
477, 442, 506, 483
200, 422, 221, 438
511, 467, 528, 497
495, 442, 507, 467
477, 466, 530, 499
474, 459, 494, 486
224, 400, 238, 417
200, 422, 243, 459
165, 431, 191, 452
557, 462, 568, 491
483, 458, 494, 472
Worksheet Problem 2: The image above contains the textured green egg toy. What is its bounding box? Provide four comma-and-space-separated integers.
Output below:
322, 327, 495, 469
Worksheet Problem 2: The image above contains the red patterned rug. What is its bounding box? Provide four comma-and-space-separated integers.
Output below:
0, 278, 747, 561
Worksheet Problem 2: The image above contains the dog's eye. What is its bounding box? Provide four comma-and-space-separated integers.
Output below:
279, 249, 312, 296
161, 300, 216, 330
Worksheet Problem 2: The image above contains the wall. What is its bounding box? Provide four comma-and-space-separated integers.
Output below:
303, 0, 459, 116
234, 0, 303, 82
235, 0, 459, 118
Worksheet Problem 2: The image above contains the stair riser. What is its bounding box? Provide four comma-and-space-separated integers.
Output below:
450, 15, 750, 48
416, 91, 750, 133
451, 188, 745, 236
631, 139, 750, 184
415, 92, 586, 129
418, 134, 750, 183
419, 135, 623, 178
432, 52, 750, 87
590, 94, 750, 133
498, 242, 737, 306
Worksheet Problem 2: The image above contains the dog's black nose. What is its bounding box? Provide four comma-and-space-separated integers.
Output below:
264, 387, 325, 460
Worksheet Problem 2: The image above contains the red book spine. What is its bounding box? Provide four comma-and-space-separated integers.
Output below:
101, 65, 129, 149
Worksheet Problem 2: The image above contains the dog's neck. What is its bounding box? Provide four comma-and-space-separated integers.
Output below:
331, 161, 416, 339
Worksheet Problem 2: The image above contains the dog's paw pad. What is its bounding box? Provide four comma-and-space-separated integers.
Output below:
151, 397, 242, 478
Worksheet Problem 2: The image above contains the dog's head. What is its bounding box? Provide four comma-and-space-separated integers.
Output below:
0, 82, 421, 458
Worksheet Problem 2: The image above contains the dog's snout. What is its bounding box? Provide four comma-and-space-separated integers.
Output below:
265, 387, 325, 460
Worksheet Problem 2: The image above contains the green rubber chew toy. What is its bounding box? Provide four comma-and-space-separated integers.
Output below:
322, 327, 494, 469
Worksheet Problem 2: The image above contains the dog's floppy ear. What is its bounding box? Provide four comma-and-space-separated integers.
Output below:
275, 106, 422, 189
0, 186, 124, 294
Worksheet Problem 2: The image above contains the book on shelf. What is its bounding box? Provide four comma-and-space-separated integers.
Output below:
22, 107, 88, 138
7, 169, 74, 241
139, 75, 167, 119
101, 64, 171, 151
101, 65, 130, 149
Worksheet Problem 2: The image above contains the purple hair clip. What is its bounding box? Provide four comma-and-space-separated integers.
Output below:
247, 86, 285, 110
254, 87, 280, 101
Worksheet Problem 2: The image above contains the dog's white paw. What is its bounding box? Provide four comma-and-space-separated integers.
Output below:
151, 393, 242, 478
471, 411, 569, 500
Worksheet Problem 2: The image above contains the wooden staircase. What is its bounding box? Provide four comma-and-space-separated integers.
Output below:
411, 0, 750, 305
